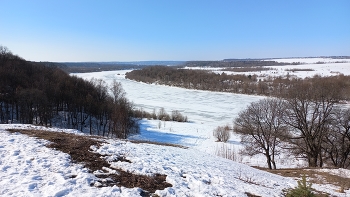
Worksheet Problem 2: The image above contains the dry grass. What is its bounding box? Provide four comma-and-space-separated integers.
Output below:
255, 167, 350, 196
7, 129, 172, 196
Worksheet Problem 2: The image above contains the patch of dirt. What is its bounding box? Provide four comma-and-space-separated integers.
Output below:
7, 129, 172, 195
245, 192, 261, 197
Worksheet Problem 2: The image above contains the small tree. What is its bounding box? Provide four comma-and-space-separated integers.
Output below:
285, 175, 314, 197
213, 125, 230, 142
151, 108, 157, 120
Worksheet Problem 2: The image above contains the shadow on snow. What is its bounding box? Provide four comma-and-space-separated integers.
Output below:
128, 120, 202, 147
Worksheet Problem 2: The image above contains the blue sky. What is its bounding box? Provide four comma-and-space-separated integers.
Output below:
1, 0, 349, 62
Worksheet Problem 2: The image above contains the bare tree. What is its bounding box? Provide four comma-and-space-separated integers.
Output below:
0, 45, 13, 65
233, 98, 287, 169
110, 79, 126, 103
324, 108, 350, 168
282, 81, 340, 167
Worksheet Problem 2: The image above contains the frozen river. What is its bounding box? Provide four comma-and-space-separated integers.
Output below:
74, 70, 263, 126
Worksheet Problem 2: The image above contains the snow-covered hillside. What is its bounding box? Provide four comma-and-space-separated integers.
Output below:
0, 124, 298, 197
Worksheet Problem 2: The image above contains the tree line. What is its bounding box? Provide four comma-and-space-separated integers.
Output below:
183, 60, 302, 68
63, 62, 151, 73
125, 66, 350, 100
0, 46, 138, 138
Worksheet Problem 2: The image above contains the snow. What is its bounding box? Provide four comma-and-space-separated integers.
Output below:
73, 69, 312, 168
0, 125, 296, 196
1, 124, 348, 196
267, 57, 350, 64
73, 70, 272, 164
0, 125, 124, 197
1, 59, 350, 196
185, 58, 350, 80
260, 62, 350, 79
94, 139, 296, 197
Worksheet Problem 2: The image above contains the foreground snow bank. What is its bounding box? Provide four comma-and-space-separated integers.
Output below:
0, 125, 296, 197
95, 139, 296, 196
0, 127, 143, 197
1, 125, 348, 196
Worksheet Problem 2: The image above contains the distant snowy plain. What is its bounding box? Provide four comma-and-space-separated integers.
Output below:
1, 58, 349, 196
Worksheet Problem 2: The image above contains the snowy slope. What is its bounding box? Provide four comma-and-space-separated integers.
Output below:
0, 124, 296, 197
1, 125, 348, 196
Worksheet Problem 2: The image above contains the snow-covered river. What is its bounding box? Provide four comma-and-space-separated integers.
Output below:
74, 70, 263, 126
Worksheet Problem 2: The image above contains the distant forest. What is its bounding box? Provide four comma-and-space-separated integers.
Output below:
125, 66, 350, 100
59, 61, 184, 73
62, 62, 151, 73
182, 60, 301, 67
0, 46, 138, 138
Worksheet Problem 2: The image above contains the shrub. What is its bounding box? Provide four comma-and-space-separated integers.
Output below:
133, 108, 155, 120
285, 175, 314, 197
158, 108, 171, 121
213, 125, 230, 142
171, 110, 188, 122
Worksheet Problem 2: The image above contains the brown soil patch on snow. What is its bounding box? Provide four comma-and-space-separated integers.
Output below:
7, 129, 172, 196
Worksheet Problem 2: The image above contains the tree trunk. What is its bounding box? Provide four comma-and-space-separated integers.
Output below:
308, 155, 318, 167
266, 153, 272, 169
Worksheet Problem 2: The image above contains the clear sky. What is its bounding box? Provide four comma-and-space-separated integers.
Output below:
1, 0, 349, 62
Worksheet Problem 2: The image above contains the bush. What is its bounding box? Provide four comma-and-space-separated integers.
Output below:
157, 108, 171, 121
171, 110, 188, 122
285, 175, 314, 197
213, 125, 230, 142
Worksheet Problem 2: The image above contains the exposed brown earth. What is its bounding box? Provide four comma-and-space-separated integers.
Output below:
7, 129, 172, 196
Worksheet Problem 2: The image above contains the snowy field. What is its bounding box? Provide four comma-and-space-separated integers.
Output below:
220, 62, 350, 80
1, 58, 350, 196
187, 58, 350, 80
1, 124, 348, 197
267, 57, 350, 64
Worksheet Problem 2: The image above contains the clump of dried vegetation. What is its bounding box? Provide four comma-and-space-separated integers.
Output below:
255, 167, 350, 196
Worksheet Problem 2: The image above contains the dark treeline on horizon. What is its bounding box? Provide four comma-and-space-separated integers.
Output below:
62, 62, 151, 73
182, 60, 301, 68
125, 66, 350, 100
0, 46, 138, 138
